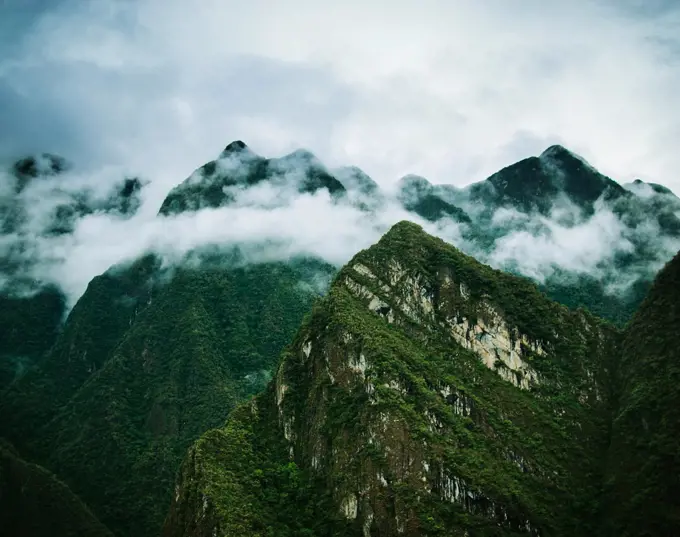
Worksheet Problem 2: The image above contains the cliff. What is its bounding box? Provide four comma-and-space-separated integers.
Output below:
164, 221, 621, 536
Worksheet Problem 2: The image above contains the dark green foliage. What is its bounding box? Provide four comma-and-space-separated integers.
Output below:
164, 221, 621, 537
603, 250, 680, 536
0, 440, 113, 537
0, 286, 66, 391
398, 175, 471, 224
404, 193, 471, 223
539, 271, 651, 327
1, 253, 335, 537
0, 254, 161, 448
470, 156, 559, 215
164, 393, 353, 537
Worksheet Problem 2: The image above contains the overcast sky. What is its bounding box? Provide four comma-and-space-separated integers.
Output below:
1, 0, 679, 200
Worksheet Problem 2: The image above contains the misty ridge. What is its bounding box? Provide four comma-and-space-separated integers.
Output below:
1, 140, 679, 314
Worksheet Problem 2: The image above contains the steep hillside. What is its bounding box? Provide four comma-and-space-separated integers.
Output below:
164, 221, 619, 537
397, 146, 680, 325
0, 286, 66, 391
0, 440, 113, 537
0, 154, 146, 391
603, 250, 680, 536
0, 252, 335, 537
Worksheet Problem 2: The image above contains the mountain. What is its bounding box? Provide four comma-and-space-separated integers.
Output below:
3, 141, 679, 537
2, 153, 145, 237
603, 250, 680, 536
397, 175, 471, 224
333, 166, 384, 212
0, 251, 335, 537
0, 155, 147, 392
396, 145, 680, 325
159, 141, 346, 215
619, 178, 680, 236
0, 439, 113, 537
467, 145, 627, 217
11, 153, 71, 193
164, 221, 622, 536
157, 140, 680, 326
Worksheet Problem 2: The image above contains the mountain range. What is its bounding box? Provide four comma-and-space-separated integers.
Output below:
1, 141, 679, 537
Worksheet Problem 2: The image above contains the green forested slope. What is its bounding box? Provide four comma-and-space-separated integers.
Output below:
0, 287, 66, 391
603, 250, 680, 536
0, 254, 334, 537
164, 221, 620, 537
0, 440, 113, 537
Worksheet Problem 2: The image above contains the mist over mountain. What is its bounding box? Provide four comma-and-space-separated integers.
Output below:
1, 141, 677, 325
2, 1, 680, 535
1, 137, 679, 537
162, 220, 680, 537
1, 139, 676, 398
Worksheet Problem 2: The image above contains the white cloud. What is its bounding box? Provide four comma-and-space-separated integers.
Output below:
488, 204, 634, 281
1, 0, 678, 201
3, 151, 679, 309
1, 0, 680, 307
3, 167, 420, 306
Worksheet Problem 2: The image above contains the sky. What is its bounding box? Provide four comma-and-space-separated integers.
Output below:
1, 0, 679, 199
1, 0, 680, 306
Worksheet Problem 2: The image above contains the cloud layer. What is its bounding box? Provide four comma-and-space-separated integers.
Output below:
1, 0, 679, 201
1, 0, 680, 307
3, 143, 678, 311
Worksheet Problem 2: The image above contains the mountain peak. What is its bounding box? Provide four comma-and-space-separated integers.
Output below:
539, 144, 596, 171
540, 144, 575, 158
397, 174, 433, 198
11, 153, 70, 193
384, 219, 424, 239
627, 178, 676, 197
222, 140, 248, 154
332, 166, 379, 195
278, 148, 320, 165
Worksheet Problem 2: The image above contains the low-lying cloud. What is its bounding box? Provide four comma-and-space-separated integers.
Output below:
2, 145, 679, 311
0, 160, 414, 306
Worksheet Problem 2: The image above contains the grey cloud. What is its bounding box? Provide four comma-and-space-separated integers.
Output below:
1, 0, 679, 310
1, 141, 679, 314
2, 0, 679, 193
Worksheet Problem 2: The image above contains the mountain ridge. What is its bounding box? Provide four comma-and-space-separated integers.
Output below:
2, 141, 680, 537
164, 220, 622, 536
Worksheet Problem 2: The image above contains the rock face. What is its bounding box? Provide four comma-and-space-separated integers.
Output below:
164, 221, 620, 537
397, 146, 680, 326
